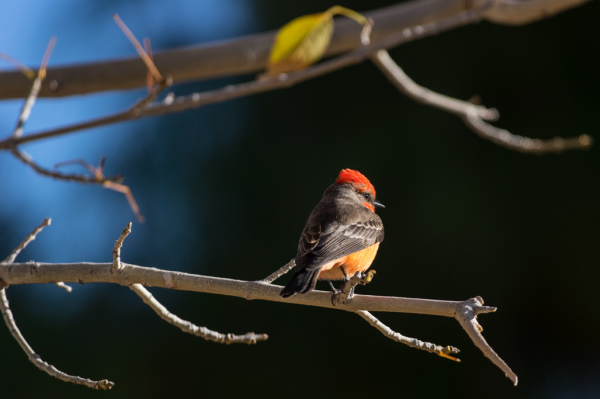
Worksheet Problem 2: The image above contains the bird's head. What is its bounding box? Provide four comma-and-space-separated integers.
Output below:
335, 169, 384, 213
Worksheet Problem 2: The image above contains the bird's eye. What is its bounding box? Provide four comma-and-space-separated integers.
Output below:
363, 192, 371, 201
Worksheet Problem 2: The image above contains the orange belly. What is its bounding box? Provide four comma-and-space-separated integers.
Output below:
317, 243, 380, 280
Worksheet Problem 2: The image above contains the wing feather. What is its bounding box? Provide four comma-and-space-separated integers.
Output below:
297, 211, 384, 271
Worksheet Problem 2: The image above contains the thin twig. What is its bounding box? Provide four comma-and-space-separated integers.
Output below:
144, 38, 154, 93
113, 14, 163, 83
463, 107, 592, 154
130, 284, 268, 344
10, 148, 122, 184
260, 259, 295, 284
111, 223, 265, 344
54, 158, 144, 222
0, 53, 35, 79
2, 218, 51, 264
103, 181, 145, 223
12, 37, 56, 138
454, 296, 518, 385
371, 49, 592, 154
0, 288, 113, 390
371, 49, 498, 120
356, 310, 460, 361
112, 222, 132, 272
6, 39, 147, 223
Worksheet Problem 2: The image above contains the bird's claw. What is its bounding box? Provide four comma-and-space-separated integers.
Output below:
331, 287, 355, 306
358, 270, 376, 285
330, 270, 377, 306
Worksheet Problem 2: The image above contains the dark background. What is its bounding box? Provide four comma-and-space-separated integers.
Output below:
1, 1, 599, 398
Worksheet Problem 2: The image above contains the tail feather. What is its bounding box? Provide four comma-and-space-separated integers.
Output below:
280, 268, 320, 298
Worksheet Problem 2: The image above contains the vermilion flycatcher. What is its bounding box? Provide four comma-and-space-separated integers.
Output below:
280, 169, 384, 298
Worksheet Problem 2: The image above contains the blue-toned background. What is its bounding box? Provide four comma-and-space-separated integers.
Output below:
1, 1, 599, 398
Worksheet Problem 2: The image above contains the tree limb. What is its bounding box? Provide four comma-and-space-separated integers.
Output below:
370, 49, 593, 154
0, 2, 487, 150
0, 0, 589, 100
0, 218, 515, 386
0, 260, 514, 383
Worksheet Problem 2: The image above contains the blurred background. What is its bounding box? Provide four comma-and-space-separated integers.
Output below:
1, 0, 599, 398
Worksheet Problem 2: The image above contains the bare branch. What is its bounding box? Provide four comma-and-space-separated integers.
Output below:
455, 297, 518, 385
0, 3, 488, 150
112, 222, 132, 272
260, 259, 295, 284
0, 261, 498, 316
371, 49, 593, 154
144, 38, 155, 93
371, 49, 498, 120
0, 259, 510, 382
0, 53, 35, 79
113, 14, 163, 83
10, 148, 123, 183
111, 222, 268, 345
356, 310, 460, 361
12, 37, 56, 138
463, 108, 593, 154
0, 287, 113, 390
1, 219, 113, 389
2, 218, 51, 264
0, 0, 589, 100
130, 284, 268, 344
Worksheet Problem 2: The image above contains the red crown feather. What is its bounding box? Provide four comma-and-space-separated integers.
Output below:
335, 169, 376, 196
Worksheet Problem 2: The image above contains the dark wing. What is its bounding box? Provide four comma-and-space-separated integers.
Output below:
297, 212, 384, 272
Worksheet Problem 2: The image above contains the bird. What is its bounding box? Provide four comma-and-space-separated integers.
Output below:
280, 169, 384, 298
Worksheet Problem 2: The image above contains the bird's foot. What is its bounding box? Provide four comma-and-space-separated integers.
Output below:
331, 285, 355, 306
330, 271, 376, 306
357, 270, 376, 285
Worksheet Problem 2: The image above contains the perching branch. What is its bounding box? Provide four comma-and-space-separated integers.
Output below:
370, 49, 593, 154
1, 220, 517, 388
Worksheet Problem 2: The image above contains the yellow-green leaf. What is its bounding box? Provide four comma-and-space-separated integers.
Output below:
267, 6, 367, 76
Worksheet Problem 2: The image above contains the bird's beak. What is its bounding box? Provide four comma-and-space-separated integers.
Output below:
373, 200, 385, 209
